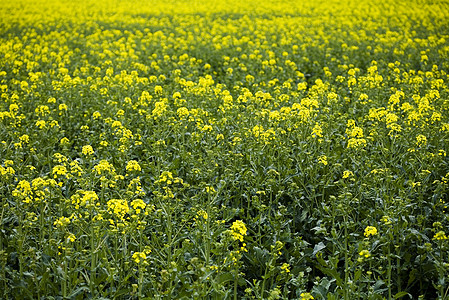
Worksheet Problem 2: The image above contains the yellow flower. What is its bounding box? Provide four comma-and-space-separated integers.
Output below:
93, 160, 116, 175
433, 231, 448, 240
0, 165, 15, 178
177, 107, 189, 119
132, 247, 151, 264
35, 105, 50, 116
230, 220, 247, 242
205, 186, 216, 194
111, 120, 122, 128
131, 199, 147, 214
318, 155, 328, 166
60, 137, 70, 146
92, 111, 102, 119
381, 216, 392, 225
359, 250, 371, 258
151, 101, 168, 118
281, 263, 290, 273
415, 134, 427, 147
80, 191, 99, 206
107, 199, 130, 221
300, 292, 314, 300
35, 120, 46, 129
364, 226, 378, 237
12, 180, 33, 203
54, 216, 70, 228
126, 160, 141, 173
67, 233, 76, 242
347, 138, 367, 149
82, 145, 94, 156
52, 165, 68, 179
19, 134, 29, 144
196, 209, 208, 220
156, 171, 173, 184
311, 124, 323, 138
342, 170, 353, 179
201, 125, 213, 132
9, 103, 19, 113
154, 85, 163, 94
132, 252, 147, 264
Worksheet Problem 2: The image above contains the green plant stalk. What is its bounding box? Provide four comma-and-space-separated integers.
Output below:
439, 241, 445, 300
17, 207, 24, 282
234, 266, 238, 300
0, 201, 5, 293
90, 218, 96, 297
344, 215, 349, 300
138, 231, 143, 299
444, 285, 449, 300
39, 202, 45, 248
261, 260, 270, 298
396, 245, 401, 295
166, 209, 173, 295
387, 245, 392, 300
205, 204, 211, 266
63, 253, 67, 298
0, 207, 8, 298
138, 263, 143, 299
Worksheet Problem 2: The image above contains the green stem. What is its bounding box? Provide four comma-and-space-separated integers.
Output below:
167, 211, 173, 295
396, 245, 401, 295
234, 267, 238, 300
344, 215, 349, 300
63, 254, 67, 298
205, 202, 211, 266
138, 264, 143, 300
440, 242, 445, 300
17, 210, 24, 280
261, 262, 269, 298
138, 230, 144, 299
0, 202, 6, 295
90, 220, 96, 297
387, 245, 392, 300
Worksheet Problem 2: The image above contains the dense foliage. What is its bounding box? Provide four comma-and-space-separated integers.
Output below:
1, 0, 449, 299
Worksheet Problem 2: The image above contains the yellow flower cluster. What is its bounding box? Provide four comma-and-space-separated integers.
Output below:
132, 247, 152, 264
93, 160, 116, 175
230, 220, 247, 242
364, 226, 378, 238
126, 160, 141, 173
107, 199, 130, 221
130, 199, 147, 215
54, 216, 71, 228
346, 120, 367, 149
300, 292, 314, 300
0, 160, 15, 179
342, 170, 354, 179
359, 249, 371, 258
82, 145, 94, 156
280, 263, 290, 273
71, 190, 99, 209
433, 231, 448, 240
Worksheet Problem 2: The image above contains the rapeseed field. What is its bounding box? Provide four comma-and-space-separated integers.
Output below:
1, 0, 449, 298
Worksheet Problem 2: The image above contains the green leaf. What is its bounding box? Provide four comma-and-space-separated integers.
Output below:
315, 264, 342, 287
313, 242, 326, 256
354, 269, 362, 282
394, 291, 410, 299
216, 273, 234, 285
68, 286, 90, 298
